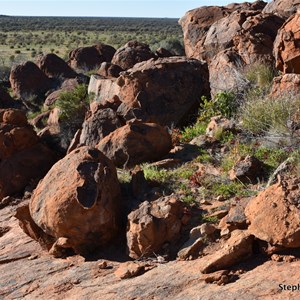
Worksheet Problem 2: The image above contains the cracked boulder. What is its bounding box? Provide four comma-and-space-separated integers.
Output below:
28, 146, 121, 255
127, 196, 188, 259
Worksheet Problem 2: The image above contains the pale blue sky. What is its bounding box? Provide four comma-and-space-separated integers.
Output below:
0, 0, 259, 18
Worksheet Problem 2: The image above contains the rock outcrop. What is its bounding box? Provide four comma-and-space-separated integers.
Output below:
263, 0, 300, 18
37, 53, 77, 79
28, 146, 121, 255
274, 12, 300, 74
270, 73, 300, 97
111, 41, 155, 70
127, 196, 187, 259
79, 106, 123, 147
0, 109, 57, 199
89, 57, 210, 127
179, 1, 267, 61
97, 122, 172, 168
68, 43, 116, 71
9, 61, 52, 99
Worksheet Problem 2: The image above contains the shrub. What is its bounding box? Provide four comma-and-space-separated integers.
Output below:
55, 84, 89, 121
199, 92, 237, 122
240, 95, 300, 140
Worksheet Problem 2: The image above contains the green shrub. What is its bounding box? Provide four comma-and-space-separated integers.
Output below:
180, 122, 206, 142
55, 84, 89, 121
199, 92, 237, 122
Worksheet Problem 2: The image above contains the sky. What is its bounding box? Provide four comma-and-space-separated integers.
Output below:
0, 0, 259, 18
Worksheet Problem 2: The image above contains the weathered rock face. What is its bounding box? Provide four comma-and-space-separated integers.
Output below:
179, 1, 266, 61
245, 177, 300, 248
263, 0, 300, 18
68, 43, 116, 71
0, 109, 57, 199
111, 41, 155, 70
97, 62, 123, 78
79, 106, 123, 147
203, 11, 283, 64
37, 53, 77, 79
270, 74, 300, 97
89, 57, 210, 127
97, 122, 172, 168
274, 12, 300, 74
208, 49, 247, 96
9, 61, 52, 98
88, 75, 120, 104
29, 146, 121, 255
127, 196, 186, 259
200, 230, 254, 273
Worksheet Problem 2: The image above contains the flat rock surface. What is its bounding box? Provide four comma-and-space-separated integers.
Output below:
1, 203, 299, 300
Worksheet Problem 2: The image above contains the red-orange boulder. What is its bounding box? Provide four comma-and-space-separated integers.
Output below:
29, 146, 121, 255
97, 122, 172, 168
274, 12, 300, 74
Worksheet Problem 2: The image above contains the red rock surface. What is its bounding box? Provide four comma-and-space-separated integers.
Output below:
37, 53, 77, 79
179, 1, 266, 61
274, 12, 300, 74
28, 146, 121, 255
89, 57, 210, 127
0, 109, 57, 199
270, 73, 300, 97
245, 177, 300, 248
111, 40, 155, 70
68, 43, 116, 71
263, 0, 300, 18
127, 196, 186, 259
9, 61, 52, 98
1, 202, 299, 299
97, 122, 172, 168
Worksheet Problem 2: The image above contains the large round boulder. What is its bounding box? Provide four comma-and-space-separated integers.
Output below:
88, 57, 210, 127
37, 53, 77, 79
111, 40, 155, 70
68, 43, 116, 72
97, 122, 172, 168
29, 146, 122, 255
9, 61, 52, 99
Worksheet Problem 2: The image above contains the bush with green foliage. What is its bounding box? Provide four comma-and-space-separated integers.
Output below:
55, 84, 89, 121
199, 92, 237, 122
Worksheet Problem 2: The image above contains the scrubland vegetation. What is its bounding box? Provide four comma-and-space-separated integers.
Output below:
0, 15, 183, 79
